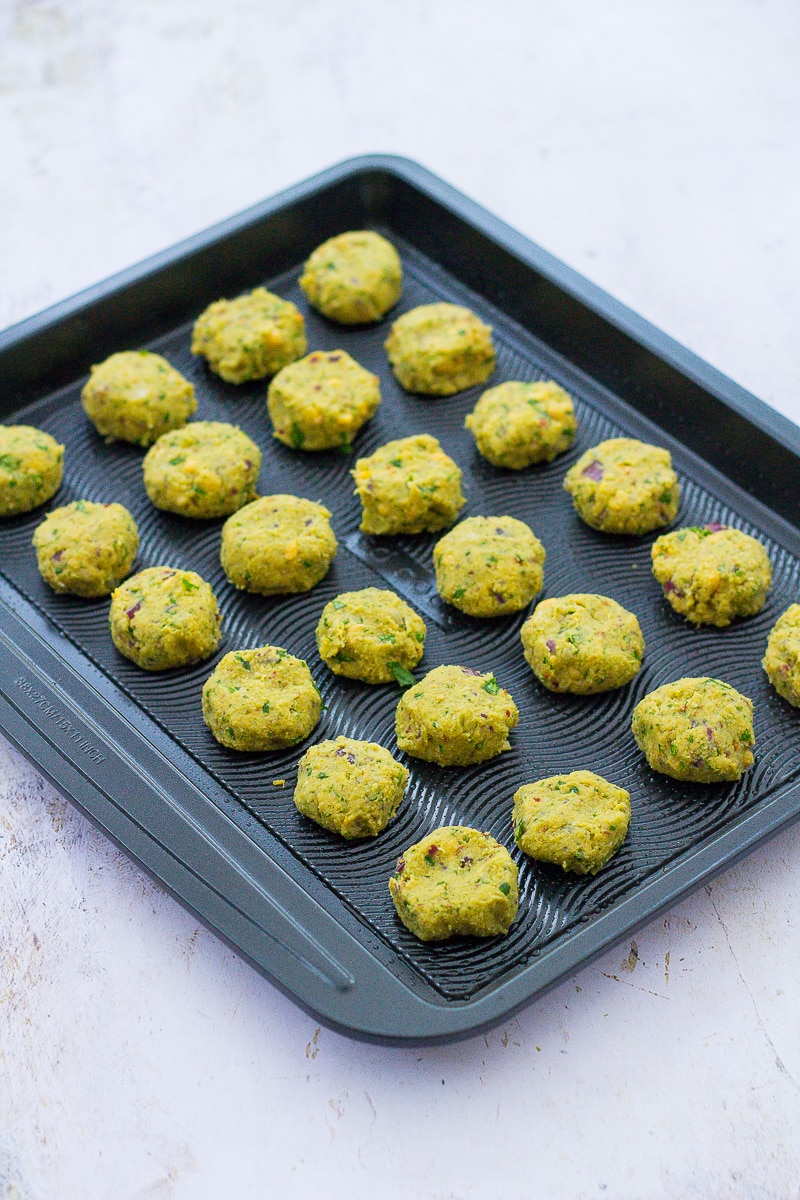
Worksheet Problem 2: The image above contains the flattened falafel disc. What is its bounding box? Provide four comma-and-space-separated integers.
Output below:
299, 230, 403, 324
267, 350, 380, 451
385, 303, 495, 396
143, 421, 261, 518
191, 287, 306, 383
351, 434, 465, 535
563, 437, 679, 535
763, 604, 800, 707
294, 736, 408, 838
316, 588, 426, 683
220, 495, 337, 594
520, 594, 644, 694
395, 664, 519, 766
513, 771, 631, 875
33, 500, 138, 597
651, 525, 772, 626
202, 645, 321, 751
389, 826, 519, 941
465, 380, 577, 469
109, 566, 221, 671
433, 515, 545, 617
0, 424, 64, 516
631, 677, 755, 783
81, 351, 196, 447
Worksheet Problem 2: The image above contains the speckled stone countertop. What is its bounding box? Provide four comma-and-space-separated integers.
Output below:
2, 2, 799, 1197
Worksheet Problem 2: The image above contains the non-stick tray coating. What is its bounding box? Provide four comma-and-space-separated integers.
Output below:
4, 235, 800, 1005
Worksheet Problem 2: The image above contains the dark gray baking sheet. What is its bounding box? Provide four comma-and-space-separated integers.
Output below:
1, 156, 798, 1042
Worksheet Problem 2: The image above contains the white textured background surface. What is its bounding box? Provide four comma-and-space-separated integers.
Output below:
2, 2, 800, 1197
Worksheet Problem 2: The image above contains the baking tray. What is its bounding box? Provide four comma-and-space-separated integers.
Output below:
2, 155, 800, 1045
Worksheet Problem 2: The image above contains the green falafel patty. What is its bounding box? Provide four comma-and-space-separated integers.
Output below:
351, 434, 465, 535
0, 424, 64, 516
267, 349, 380, 451
109, 566, 221, 670
465, 380, 577, 469
631, 677, 755, 783
385, 303, 495, 396
316, 587, 426, 683
81, 351, 196, 447
513, 770, 631, 875
563, 437, 680, 535
651, 524, 772, 626
143, 421, 261, 518
763, 605, 800, 707
191, 287, 306, 383
389, 826, 519, 941
294, 736, 409, 838
299, 230, 403, 324
33, 500, 138, 597
520, 594, 644, 694
395, 664, 519, 766
220, 495, 337, 594
202, 645, 321, 751
433, 515, 545, 617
